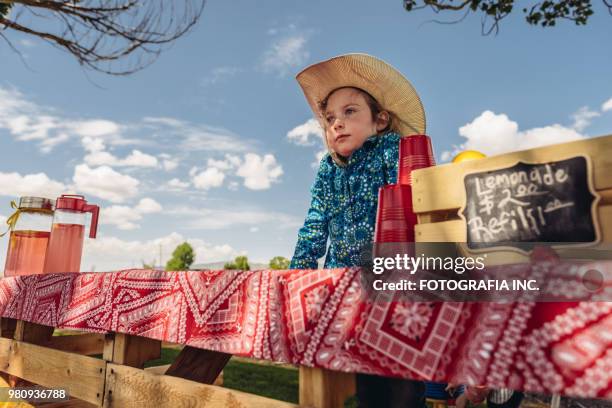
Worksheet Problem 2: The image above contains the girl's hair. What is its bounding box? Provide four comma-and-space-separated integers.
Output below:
318, 87, 399, 166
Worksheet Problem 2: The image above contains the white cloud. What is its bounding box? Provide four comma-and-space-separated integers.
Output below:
167, 206, 301, 230
192, 167, 225, 190
602, 98, 612, 112
143, 117, 248, 153
0, 171, 66, 199
571, 106, 600, 132
83, 151, 120, 167
261, 34, 309, 76
287, 119, 327, 168
167, 178, 190, 189
83, 143, 158, 168
72, 164, 139, 203
100, 198, 162, 230
82, 232, 239, 271
442, 110, 586, 161
101, 205, 142, 230
207, 156, 239, 170
236, 153, 283, 190
162, 159, 179, 171
0, 87, 125, 153
0, 87, 252, 163
124, 150, 158, 167
83, 150, 158, 167
189, 153, 282, 191
69, 120, 120, 138
136, 198, 163, 214
287, 118, 323, 146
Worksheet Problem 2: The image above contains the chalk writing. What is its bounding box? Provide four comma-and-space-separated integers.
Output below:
462, 157, 596, 249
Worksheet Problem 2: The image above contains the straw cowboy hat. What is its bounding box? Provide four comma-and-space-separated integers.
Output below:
296, 53, 426, 136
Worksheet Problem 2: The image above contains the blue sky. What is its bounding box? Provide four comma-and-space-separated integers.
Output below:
1, 0, 612, 270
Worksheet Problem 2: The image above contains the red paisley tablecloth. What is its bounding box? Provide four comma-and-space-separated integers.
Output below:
0, 263, 610, 399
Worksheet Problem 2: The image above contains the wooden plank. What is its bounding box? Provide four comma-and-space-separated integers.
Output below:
103, 333, 160, 369
600, 188, 612, 205
413, 134, 612, 213
165, 346, 230, 384
599, 205, 612, 242
144, 364, 171, 375
103, 363, 297, 408
34, 399, 97, 408
415, 219, 465, 242
0, 338, 105, 405
299, 366, 355, 408
43, 333, 105, 356
14, 321, 54, 344
145, 364, 224, 386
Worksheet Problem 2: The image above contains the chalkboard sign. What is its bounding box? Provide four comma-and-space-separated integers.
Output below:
461, 156, 598, 250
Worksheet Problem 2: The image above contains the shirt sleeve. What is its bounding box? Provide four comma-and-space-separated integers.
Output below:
381, 132, 401, 185
290, 160, 330, 270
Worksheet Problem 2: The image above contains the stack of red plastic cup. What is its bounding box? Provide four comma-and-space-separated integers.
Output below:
374, 185, 417, 242
374, 135, 435, 244
398, 134, 436, 185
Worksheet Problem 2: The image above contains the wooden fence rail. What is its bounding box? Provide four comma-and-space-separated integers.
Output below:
0, 318, 355, 408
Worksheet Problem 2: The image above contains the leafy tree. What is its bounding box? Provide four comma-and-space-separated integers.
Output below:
269, 256, 290, 270
224, 255, 250, 271
165, 242, 195, 271
403, 1, 609, 34
0, 0, 205, 75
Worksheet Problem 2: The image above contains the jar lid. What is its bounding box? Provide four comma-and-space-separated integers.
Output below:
18, 196, 54, 211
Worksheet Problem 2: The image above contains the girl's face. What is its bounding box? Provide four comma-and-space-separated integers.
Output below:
323, 88, 388, 158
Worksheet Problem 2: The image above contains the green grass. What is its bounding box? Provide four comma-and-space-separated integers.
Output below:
223, 359, 299, 403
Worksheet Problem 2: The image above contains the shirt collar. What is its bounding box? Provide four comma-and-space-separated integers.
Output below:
345, 135, 378, 167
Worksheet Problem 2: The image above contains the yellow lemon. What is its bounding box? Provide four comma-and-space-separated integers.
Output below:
452, 150, 486, 163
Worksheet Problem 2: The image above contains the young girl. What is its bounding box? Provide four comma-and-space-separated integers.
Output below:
289, 54, 427, 407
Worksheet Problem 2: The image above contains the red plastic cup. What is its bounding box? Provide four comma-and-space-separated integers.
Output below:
398, 135, 435, 185
374, 184, 417, 243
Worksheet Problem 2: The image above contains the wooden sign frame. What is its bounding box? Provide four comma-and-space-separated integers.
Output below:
457, 154, 601, 256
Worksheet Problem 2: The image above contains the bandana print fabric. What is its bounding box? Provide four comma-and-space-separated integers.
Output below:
290, 131, 400, 269
0, 264, 610, 399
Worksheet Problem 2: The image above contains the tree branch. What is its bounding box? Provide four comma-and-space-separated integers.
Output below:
1, 0, 206, 75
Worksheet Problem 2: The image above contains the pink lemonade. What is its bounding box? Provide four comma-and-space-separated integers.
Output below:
43, 223, 85, 274
4, 230, 51, 276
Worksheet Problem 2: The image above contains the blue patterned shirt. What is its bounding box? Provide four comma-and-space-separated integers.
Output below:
290, 132, 401, 269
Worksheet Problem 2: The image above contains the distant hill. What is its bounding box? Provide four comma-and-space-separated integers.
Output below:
191, 261, 270, 270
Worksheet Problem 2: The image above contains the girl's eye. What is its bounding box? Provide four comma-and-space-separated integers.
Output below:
325, 116, 335, 124
345, 108, 355, 115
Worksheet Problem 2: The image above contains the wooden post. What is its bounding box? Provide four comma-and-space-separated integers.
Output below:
8, 319, 55, 387
13, 319, 55, 344
102, 332, 161, 369
165, 345, 230, 384
550, 394, 561, 408
299, 366, 355, 408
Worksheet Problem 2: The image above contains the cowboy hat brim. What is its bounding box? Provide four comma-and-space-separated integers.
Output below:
296, 53, 426, 136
